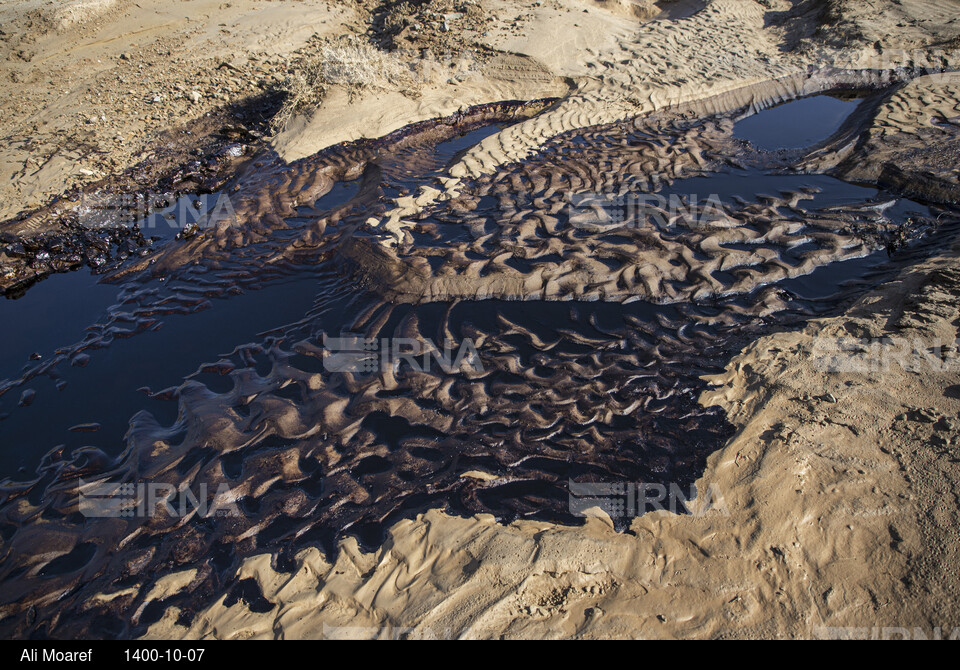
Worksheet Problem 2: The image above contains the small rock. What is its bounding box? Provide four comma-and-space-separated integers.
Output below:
935, 418, 956, 432
911, 408, 939, 423
823, 393, 838, 404
19, 389, 35, 407
188, 90, 202, 104
176, 223, 202, 240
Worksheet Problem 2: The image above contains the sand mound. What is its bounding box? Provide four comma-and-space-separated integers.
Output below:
47, 0, 121, 30
587, 0, 661, 20
839, 73, 960, 204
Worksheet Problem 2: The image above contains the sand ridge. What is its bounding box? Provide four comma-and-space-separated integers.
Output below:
839, 73, 960, 204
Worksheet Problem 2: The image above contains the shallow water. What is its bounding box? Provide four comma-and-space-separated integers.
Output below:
0, 97, 954, 638
734, 95, 862, 151
0, 272, 340, 478
0, 272, 118, 378
659, 170, 876, 207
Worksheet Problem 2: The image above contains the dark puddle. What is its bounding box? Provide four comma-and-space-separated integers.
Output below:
734, 94, 863, 151
296, 181, 360, 216
659, 169, 881, 208
133, 193, 231, 241
0, 272, 344, 479
0, 272, 118, 379
0, 118, 521, 483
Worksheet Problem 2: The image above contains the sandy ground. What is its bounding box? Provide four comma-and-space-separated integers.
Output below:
0, 0, 354, 222
141, 238, 960, 639
3, 0, 960, 639
0, 0, 643, 224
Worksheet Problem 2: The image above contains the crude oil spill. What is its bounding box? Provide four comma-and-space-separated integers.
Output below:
658, 170, 880, 208
0, 98, 956, 639
0, 272, 118, 379
298, 180, 359, 215
735, 95, 862, 150
133, 193, 231, 241
0, 272, 343, 479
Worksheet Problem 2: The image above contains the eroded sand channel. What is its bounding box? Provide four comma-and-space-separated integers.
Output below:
1, 82, 959, 638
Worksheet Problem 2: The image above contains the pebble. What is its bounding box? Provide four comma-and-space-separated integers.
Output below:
935, 418, 956, 432
19, 389, 35, 407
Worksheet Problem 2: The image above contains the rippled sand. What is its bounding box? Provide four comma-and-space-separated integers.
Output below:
2, 0, 960, 640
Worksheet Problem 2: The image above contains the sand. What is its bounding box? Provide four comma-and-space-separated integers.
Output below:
840, 73, 960, 204
2, 0, 960, 640
140, 240, 960, 638
0, 0, 354, 223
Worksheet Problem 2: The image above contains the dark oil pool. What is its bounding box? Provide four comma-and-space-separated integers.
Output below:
0, 167, 934, 481
0, 271, 359, 479
734, 94, 863, 151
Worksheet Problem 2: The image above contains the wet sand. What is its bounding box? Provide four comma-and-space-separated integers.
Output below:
1, 0, 960, 640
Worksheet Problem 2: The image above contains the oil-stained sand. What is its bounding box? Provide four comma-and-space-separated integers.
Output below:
1, 0, 959, 641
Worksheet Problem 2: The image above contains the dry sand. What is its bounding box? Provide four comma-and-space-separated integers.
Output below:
0, 0, 353, 223
2, 0, 960, 639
